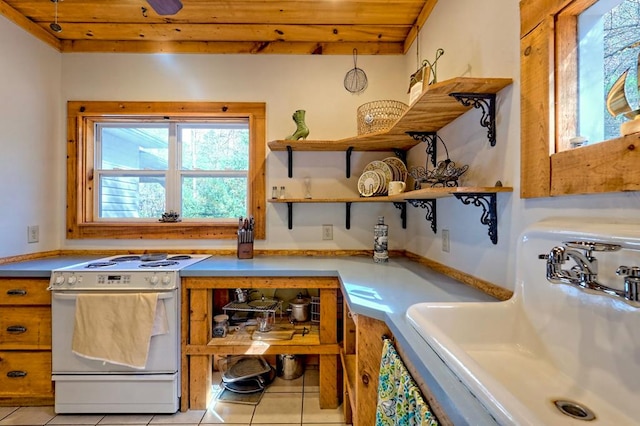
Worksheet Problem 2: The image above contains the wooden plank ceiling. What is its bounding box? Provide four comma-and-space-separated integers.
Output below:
0, 0, 437, 54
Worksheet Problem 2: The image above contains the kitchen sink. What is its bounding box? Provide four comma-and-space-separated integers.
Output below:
407, 220, 640, 425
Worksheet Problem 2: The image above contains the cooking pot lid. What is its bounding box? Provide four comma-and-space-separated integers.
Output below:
289, 293, 310, 305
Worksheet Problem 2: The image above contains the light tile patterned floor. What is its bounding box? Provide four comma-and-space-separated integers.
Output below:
0, 367, 350, 426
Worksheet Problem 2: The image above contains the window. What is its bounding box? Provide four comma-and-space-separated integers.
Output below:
578, 0, 640, 143
520, 0, 640, 197
67, 102, 266, 239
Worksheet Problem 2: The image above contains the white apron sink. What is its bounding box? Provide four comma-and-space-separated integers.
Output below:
407, 220, 640, 425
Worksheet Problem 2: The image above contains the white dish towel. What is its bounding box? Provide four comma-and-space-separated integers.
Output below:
72, 293, 168, 369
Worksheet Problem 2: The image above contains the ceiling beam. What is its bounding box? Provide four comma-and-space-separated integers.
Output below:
0, 0, 61, 50
403, 0, 438, 54
60, 40, 405, 55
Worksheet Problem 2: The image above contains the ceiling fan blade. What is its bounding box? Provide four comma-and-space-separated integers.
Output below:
146, 0, 183, 15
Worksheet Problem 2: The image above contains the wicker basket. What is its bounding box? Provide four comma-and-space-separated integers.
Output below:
357, 100, 409, 135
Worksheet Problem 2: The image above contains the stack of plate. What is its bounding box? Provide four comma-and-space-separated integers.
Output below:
357, 157, 408, 197
382, 156, 408, 182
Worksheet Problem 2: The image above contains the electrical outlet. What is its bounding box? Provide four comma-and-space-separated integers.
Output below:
27, 225, 39, 243
322, 224, 333, 240
442, 229, 450, 253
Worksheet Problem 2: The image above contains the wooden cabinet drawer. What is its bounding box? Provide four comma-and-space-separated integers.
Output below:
0, 307, 51, 349
0, 279, 50, 306
0, 351, 53, 396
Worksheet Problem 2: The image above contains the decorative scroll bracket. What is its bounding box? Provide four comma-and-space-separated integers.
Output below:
406, 199, 437, 234
393, 202, 407, 229
452, 193, 498, 244
406, 131, 438, 167
392, 148, 407, 165
449, 93, 497, 146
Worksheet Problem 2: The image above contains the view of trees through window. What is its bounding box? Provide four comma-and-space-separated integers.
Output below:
97, 122, 249, 220
579, 0, 640, 142
603, 0, 640, 138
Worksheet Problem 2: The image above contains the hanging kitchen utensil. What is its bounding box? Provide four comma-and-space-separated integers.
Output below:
50, 0, 62, 33
344, 49, 368, 94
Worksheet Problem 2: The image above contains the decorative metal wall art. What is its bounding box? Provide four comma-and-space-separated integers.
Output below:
408, 134, 468, 189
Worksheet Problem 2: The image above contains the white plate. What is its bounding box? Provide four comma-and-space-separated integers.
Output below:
358, 170, 381, 197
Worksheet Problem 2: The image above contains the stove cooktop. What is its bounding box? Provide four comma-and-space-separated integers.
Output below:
61, 253, 211, 272
48, 253, 211, 291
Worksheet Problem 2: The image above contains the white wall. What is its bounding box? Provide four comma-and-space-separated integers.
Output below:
402, 0, 640, 291
0, 15, 61, 258
60, 53, 409, 251
2, 1, 640, 292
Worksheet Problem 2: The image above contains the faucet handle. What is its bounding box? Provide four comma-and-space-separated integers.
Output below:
617, 266, 640, 278
564, 241, 622, 252
616, 266, 640, 302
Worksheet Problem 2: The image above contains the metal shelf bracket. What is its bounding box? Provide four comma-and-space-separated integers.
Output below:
392, 148, 407, 165
286, 202, 293, 229
452, 193, 498, 244
406, 131, 438, 167
450, 93, 497, 146
286, 146, 293, 178
346, 147, 354, 178
406, 199, 437, 234
393, 202, 407, 229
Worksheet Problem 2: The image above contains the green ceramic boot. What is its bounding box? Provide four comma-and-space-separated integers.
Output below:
285, 109, 310, 140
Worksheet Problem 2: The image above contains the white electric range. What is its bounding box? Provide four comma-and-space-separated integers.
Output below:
48, 253, 210, 414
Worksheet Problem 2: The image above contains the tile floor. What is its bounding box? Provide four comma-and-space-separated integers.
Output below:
0, 367, 351, 426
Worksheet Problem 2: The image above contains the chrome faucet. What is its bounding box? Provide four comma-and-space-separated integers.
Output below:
539, 241, 640, 304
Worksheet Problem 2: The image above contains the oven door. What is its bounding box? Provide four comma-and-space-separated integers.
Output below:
51, 290, 179, 374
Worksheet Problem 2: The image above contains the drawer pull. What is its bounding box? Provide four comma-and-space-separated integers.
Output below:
6, 325, 27, 334
6, 289, 27, 296
7, 370, 27, 378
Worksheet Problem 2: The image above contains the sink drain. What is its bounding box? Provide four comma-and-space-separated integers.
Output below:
553, 399, 596, 421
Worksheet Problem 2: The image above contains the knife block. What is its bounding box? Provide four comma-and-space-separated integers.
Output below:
237, 241, 254, 259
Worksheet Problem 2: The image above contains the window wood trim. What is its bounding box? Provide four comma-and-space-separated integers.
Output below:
520, 0, 640, 198
66, 101, 266, 240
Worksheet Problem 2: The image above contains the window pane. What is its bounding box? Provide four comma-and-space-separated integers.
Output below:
578, 0, 640, 143
99, 175, 166, 218
180, 123, 249, 171
100, 125, 169, 170
182, 177, 247, 218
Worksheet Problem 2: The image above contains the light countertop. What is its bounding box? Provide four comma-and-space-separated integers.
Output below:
0, 254, 500, 425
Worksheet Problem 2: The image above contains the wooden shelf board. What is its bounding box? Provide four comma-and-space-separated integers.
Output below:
268, 77, 513, 153
390, 186, 514, 200
268, 187, 513, 204
340, 349, 357, 412
188, 343, 340, 356
268, 197, 392, 203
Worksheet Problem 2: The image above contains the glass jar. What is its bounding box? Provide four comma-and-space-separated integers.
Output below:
213, 314, 229, 338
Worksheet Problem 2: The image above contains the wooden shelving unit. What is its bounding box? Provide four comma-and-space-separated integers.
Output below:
181, 277, 341, 412
267, 76, 513, 243
268, 77, 513, 177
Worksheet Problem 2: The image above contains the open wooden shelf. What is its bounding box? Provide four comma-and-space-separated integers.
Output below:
267, 186, 513, 204
340, 349, 357, 415
268, 186, 513, 244
268, 77, 513, 153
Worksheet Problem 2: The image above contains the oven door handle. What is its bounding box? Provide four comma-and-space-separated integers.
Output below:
52, 292, 175, 300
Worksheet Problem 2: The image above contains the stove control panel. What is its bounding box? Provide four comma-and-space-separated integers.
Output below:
49, 271, 178, 290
